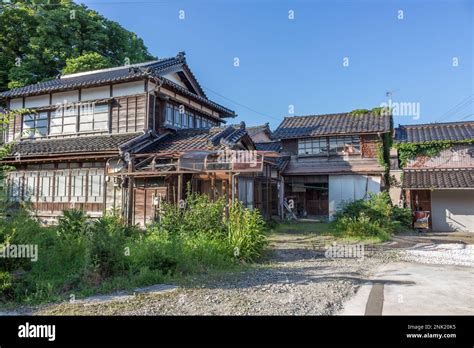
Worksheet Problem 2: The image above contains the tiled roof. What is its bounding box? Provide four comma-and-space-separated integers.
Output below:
229, 123, 271, 137
255, 141, 282, 152
266, 156, 290, 172
402, 169, 474, 188
140, 126, 249, 153
0, 53, 235, 117
395, 121, 474, 143
247, 125, 269, 136
9, 133, 143, 157
242, 124, 271, 137
272, 112, 391, 139
0, 57, 178, 98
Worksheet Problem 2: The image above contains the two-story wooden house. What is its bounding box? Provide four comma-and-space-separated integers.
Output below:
0, 52, 281, 225
272, 112, 392, 219
394, 121, 474, 232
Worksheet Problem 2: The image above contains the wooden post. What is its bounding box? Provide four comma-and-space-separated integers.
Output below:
222, 177, 229, 218
143, 178, 147, 227
228, 171, 233, 208
267, 176, 271, 219
268, 178, 272, 219
127, 160, 134, 225
279, 176, 285, 220
177, 174, 183, 203
210, 174, 215, 202
405, 189, 411, 209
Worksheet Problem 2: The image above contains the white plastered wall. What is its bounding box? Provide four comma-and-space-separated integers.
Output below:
328, 174, 382, 218
431, 189, 474, 232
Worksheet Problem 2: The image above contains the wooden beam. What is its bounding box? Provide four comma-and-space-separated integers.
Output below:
2, 153, 117, 164
177, 173, 183, 203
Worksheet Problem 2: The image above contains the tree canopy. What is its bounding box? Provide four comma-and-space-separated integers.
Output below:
0, 0, 156, 91
62, 52, 111, 75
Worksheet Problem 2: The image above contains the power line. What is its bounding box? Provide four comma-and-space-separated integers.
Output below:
436, 95, 473, 121
455, 113, 474, 121
443, 97, 473, 121
80, 47, 280, 123
201, 86, 281, 122
435, 94, 473, 122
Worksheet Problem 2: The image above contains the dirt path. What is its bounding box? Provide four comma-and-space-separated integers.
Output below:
36, 231, 398, 315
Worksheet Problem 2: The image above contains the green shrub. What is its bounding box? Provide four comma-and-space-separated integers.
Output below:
228, 201, 267, 262
392, 205, 413, 230
0, 271, 13, 298
158, 193, 226, 236
1, 192, 268, 305
85, 215, 137, 279
56, 209, 89, 239
128, 230, 179, 276
180, 232, 234, 272
332, 192, 412, 241
333, 214, 390, 241
0, 210, 50, 272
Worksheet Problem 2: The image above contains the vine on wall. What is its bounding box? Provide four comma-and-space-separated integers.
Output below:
376, 132, 392, 188
395, 139, 474, 168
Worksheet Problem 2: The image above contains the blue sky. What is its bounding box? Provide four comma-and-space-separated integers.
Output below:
80, 0, 473, 129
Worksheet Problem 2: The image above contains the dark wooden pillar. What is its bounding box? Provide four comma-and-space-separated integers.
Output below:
177, 174, 183, 203
210, 174, 216, 201
127, 160, 134, 225
267, 176, 271, 219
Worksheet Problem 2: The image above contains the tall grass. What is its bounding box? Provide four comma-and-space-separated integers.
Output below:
0, 193, 267, 305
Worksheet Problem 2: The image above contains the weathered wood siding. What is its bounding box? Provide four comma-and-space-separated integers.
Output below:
281, 135, 384, 175
111, 94, 147, 134
7, 161, 108, 222
131, 177, 169, 227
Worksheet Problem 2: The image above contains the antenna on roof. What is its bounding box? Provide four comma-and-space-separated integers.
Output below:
386, 90, 398, 104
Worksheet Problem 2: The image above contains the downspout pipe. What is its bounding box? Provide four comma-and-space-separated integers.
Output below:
231, 172, 240, 202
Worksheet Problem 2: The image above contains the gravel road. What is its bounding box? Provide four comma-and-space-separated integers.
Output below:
37, 231, 399, 315
402, 243, 474, 267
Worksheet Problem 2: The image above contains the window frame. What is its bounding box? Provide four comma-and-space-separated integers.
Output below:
79, 103, 109, 132
297, 137, 328, 156
328, 135, 361, 155
297, 135, 361, 156
22, 112, 48, 138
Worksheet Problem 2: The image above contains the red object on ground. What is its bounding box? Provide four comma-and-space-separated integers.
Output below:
415, 211, 429, 220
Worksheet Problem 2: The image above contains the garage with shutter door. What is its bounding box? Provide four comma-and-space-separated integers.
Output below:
431, 189, 474, 232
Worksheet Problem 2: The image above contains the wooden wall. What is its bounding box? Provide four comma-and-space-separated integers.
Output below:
110, 94, 148, 133
282, 134, 381, 158
7, 161, 107, 221
360, 134, 379, 158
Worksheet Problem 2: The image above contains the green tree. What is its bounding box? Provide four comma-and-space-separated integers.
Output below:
62, 52, 111, 75
0, 0, 155, 91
